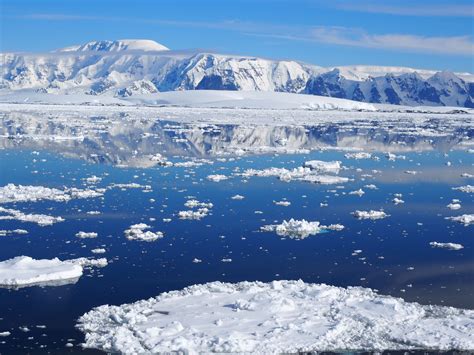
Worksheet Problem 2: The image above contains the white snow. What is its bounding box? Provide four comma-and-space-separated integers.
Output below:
303, 160, 342, 173
242, 166, 349, 185
261, 219, 344, 239
77, 280, 474, 353
344, 152, 372, 160
352, 210, 389, 220
429, 242, 464, 250
124, 223, 164, 242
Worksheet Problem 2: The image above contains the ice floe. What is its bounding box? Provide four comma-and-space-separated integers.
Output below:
352, 210, 389, 220
0, 207, 64, 226
75, 231, 98, 239
261, 219, 344, 239
0, 184, 103, 204
0, 229, 28, 237
77, 280, 474, 353
452, 185, 474, 193
0, 256, 83, 288
207, 174, 228, 182
242, 165, 349, 185
344, 152, 372, 160
429, 242, 464, 250
445, 214, 474, 226
124, 223, 164, 242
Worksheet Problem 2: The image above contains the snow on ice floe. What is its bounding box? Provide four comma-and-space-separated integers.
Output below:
231, 194, 245, 200
352, 210, 389, 220
77, 280, 474, 353
261, 219, 344, 239
430, 242, 464, 250
0, 184, 103, 204
124, 223, 164, 242
452, 185, 474, 193
0, 207, 64, 226
0, 256, 106, 288
445, 214, 474, 226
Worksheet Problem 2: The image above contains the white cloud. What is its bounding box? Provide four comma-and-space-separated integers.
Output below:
310, 26, 473, 55
334, 2, 474, 17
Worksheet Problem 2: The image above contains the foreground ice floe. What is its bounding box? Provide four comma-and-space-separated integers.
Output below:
77, 280, 474, 353
445, 214, 474, 226
0, 256, 105, 288
352, 210, 389, 220
0, 184, 103, 204
0, 207, 64, 226
261, 219, 344, 239
429, 242, 464, 250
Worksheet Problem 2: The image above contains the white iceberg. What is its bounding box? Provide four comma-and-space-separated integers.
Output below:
77, 280, 474, 353
452, 185, 474, 193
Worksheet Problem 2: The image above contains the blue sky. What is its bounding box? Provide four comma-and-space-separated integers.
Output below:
1, 0, 473, 72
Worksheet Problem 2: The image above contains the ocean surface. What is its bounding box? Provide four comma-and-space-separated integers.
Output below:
0, 115, 473, 353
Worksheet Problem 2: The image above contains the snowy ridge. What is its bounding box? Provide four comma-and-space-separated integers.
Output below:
1, 39, 473, 107
77, 280, 474, 353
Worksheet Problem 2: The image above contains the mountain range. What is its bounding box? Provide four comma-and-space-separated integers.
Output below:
1, 39, 473, 108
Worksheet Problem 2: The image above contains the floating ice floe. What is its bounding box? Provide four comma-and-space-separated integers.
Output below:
124, 223, 164, 242
452, 185, 474, 193
179, 199, 213, 220
349, 189, 365, 197
344, 152, 372, 160
429, 242, 464, 250
91, 248, 106, 254
0, 207, 64, 226
273, 200, 291, 206
261, 219, 344, 239
303, 160, 342, 173
447, 202, 461, 210
77, 280, 474, 353
386, 153, 406, 161
207, 174, 228, 182
352, 210, 389, 220
75, 231, 98, 239
445, 214, 474, 226
242, 165, 349, 185
0, 229, 28, 237
0, 256, 106, 288
0, 184, 103, 204
231, 194, 245, 200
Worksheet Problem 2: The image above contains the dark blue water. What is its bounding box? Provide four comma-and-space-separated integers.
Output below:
0, 147, 473, 354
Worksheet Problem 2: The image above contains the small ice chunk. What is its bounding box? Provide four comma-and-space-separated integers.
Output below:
352, 210, 389, 220
124, 224, 164, 242
429, 242, 463, 250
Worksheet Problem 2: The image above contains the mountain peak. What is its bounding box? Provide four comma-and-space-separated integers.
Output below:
56, 39, 169, 53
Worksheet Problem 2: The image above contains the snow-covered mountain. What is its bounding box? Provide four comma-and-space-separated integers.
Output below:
1, 39, 473, 107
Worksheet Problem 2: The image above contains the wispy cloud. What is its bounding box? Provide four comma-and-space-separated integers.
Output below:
332, 1, 474, 17
15, 14, 474, 56
308, 26, 474, 55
